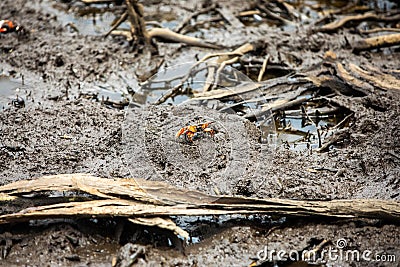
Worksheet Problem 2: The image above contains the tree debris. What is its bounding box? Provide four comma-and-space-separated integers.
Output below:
1, 174, 399, 230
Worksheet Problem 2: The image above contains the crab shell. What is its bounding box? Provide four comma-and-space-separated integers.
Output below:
175, 125, 198, 138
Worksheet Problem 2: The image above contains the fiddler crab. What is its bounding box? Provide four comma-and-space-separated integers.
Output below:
176, 121, 216, 143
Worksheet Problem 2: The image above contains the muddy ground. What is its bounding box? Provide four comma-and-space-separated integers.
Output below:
0, 0, 400, 266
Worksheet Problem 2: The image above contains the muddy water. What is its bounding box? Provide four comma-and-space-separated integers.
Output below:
36, 0, 178, 35
0, 75, 28, 111
36, 0, 126, 35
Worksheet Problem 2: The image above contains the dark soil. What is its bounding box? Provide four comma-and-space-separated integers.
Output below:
0, 0, 399, 266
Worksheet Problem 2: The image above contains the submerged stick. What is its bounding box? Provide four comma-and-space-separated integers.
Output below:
104, 11, 128, 38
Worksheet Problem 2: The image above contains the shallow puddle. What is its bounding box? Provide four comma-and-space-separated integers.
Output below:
36, 0, 178, 36
273, 102, 351, 151
0, 75, 29, 111
35, 0, 126, 35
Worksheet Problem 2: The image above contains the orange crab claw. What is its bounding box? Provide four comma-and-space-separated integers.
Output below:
176, 127, 186, 138
0, 20, 16, 33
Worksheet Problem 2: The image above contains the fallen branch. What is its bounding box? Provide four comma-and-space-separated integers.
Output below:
1, 174, 399, 225
257, 0, 295, 25
128, 217, 189, 240
81, 0, 114, 3
216, 7, 244, 28
192, 75, 308, 100
257, 55, 269, 82
316, 128, 349, 152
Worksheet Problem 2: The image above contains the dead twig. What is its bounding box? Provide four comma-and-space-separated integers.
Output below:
317, 12, 400, 33
257, 55, 269, 82
353, 33, 400, 53
154, 43, 257, 104
317, 128, 349, 152
104, 11, 128, 38
216, 7, 244, 28
175, 4, 217, 33
110, 29, 133, 41
239, 10, 262, 17
257, 0, 295, 25
300, 105, 322, 148
128, 217, 189, 239
81, 0, 114, 3
104, 0, 221, 51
